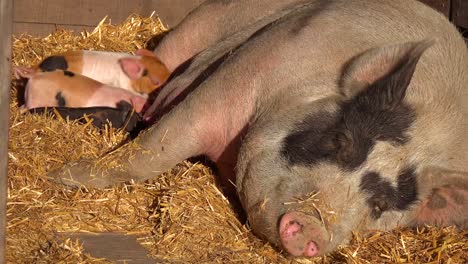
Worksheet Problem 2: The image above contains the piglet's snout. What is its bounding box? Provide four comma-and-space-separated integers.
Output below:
279, 211, 330, 257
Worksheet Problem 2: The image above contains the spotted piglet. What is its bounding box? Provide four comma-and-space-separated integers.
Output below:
16, 69, 147, 113
20, 50, 170, 96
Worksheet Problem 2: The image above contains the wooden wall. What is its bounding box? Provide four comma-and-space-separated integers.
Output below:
0, 1, 12, 263
418, 0, 451, 17
13, 0, 467, 37
452, 0, 468, 29
13, 0, 205, 37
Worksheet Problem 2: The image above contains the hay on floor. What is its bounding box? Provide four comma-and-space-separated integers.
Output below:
7, 14, 468, 264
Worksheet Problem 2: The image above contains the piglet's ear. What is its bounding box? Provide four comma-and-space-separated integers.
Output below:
119, 57, 146, 80
135, 49, 156, 57
341, 40, 433, 105
412, 166, 468, 229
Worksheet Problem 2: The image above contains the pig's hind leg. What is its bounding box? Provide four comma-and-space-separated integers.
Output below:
147, 0, 308, 72
48, 99, 214, 188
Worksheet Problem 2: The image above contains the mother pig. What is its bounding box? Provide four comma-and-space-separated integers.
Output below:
51, 0, 468, 258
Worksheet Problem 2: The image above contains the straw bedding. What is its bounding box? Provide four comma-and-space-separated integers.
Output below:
7, 15, 467, 263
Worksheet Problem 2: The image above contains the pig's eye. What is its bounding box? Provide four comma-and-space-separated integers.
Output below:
335, 132, 355, 164
319, 132, 347, 158
319, 135, 337, 155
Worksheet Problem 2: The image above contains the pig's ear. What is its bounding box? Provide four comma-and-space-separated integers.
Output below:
412, 166, 467, 228
14, 66, 36, 79
341, 40, 433, 103
119, 58, 146, 80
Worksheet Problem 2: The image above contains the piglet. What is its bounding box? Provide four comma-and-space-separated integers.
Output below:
23, 50, 170, 95
15, 68, 147, 113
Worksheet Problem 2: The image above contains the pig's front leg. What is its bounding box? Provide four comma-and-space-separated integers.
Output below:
49, 102, 209, 188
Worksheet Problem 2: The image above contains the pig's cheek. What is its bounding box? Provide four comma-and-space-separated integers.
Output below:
279, 211, 329, 257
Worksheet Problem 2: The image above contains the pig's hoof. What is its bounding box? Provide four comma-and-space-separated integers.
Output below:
48, 159, 113, 189
279, 211, 330, 257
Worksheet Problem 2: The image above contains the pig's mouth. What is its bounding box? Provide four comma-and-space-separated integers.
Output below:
279, 211, 330, 257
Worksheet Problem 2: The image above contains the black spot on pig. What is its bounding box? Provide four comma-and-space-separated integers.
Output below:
55, 92, 66, 107
359, 166, 418, 219
281, 110, 370, 170
282, 96, 414, 170
142, 69, 149, 77
63, 70, 75, 77
282, 39, 423, 169
39, 56, 68, 72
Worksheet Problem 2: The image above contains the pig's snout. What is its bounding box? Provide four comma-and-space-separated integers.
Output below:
279, 211, 329, 257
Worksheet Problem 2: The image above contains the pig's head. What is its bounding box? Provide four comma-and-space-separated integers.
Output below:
119, 50, 171, 94
237, 40, 468, 258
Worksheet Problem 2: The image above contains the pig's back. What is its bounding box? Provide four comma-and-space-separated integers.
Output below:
292, 0, 466, 101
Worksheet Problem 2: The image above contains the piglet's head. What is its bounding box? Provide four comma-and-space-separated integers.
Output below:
238, 40, 468, 258
119, 50, 171, 94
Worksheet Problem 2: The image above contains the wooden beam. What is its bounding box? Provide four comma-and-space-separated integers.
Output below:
0, 0, 12, 263
452, 0, 468, 29
417, 0, 451, 18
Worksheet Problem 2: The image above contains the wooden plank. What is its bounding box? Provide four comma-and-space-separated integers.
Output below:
66, 233, 157, 263
417, 0, 451, 17
0, 0, 12, 263
14, 0, 150, 26
452, 0, 468, 29
13, 0, 204, 37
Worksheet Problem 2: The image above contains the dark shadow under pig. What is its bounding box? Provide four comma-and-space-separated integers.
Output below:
49, 0, 468, 258
29, 101, 142, 132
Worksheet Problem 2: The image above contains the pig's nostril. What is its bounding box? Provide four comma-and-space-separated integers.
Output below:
304, 241, 319, 257
282, 220, 303, 237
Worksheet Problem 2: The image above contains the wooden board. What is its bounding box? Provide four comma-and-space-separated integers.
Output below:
0, 1, 12, 263
66, 232, 158, 263
452, 0, 468, 29
13, 0, 205, 36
